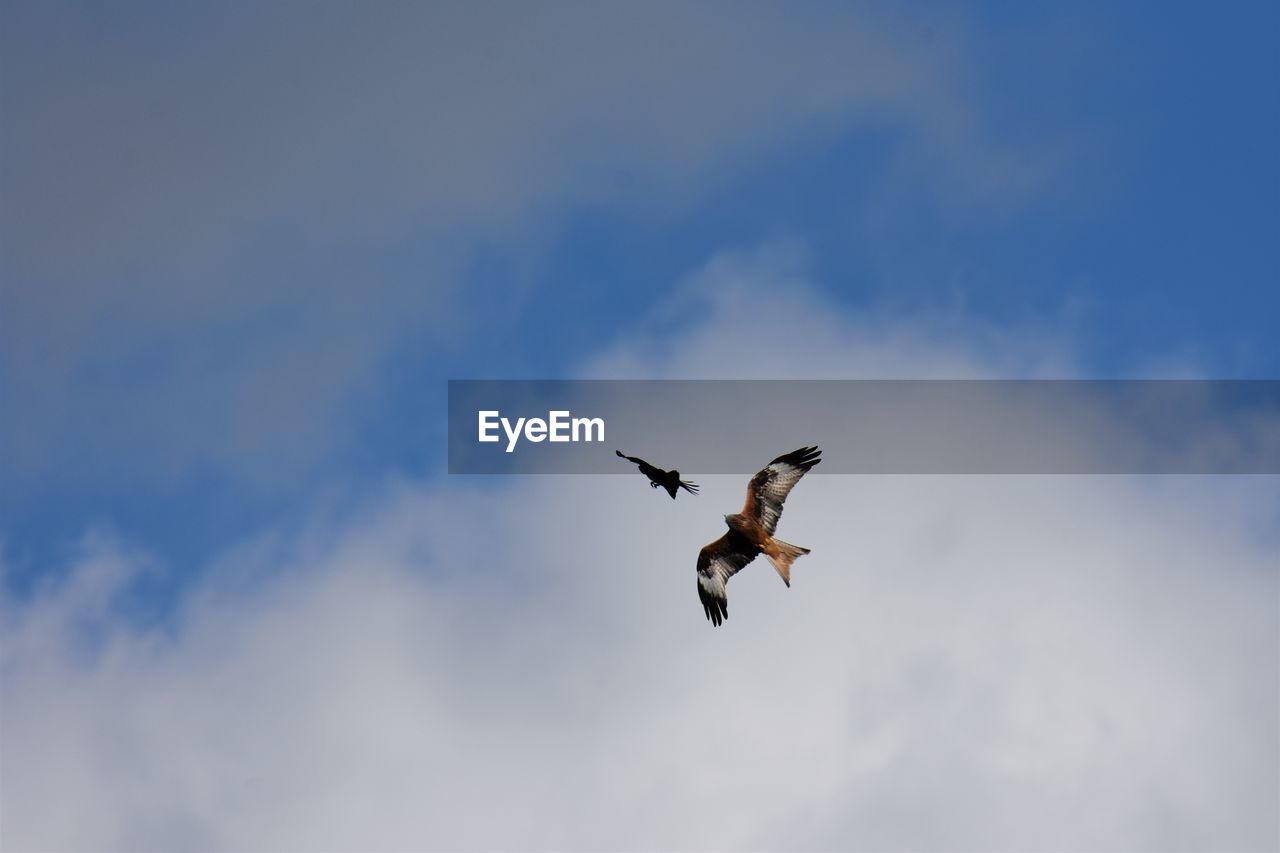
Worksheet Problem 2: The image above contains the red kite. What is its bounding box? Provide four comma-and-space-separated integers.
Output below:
696, 446, 821, 626
616, 450, 699, 499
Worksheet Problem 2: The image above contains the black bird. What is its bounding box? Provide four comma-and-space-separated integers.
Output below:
616, 450, 699, 499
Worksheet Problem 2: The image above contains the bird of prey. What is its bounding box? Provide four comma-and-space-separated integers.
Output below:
696, 446, 821, 626
615, 450, 699, 499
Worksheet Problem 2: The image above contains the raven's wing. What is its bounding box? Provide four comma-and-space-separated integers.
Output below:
616, 450, 647, 467
740, 446, 821, 535
615, 450, 665, 484
695, 531, 759, 627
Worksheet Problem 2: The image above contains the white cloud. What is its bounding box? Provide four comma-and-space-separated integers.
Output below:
2, 270, 1276, 851
585, 243, 1078, 380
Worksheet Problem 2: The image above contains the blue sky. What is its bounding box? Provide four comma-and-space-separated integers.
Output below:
2, 3, 1278, 850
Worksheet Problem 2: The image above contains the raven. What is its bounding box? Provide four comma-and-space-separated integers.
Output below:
615, 450, 699, 499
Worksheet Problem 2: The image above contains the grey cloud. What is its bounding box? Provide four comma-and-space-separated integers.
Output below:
1, 2, 1056, 485
2, 3, 970, 281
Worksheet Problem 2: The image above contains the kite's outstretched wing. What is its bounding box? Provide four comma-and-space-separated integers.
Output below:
695, 531, 759, 627
740, 446, 821, 535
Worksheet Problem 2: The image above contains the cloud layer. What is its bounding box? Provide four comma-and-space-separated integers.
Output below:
4, 270, 1276, 852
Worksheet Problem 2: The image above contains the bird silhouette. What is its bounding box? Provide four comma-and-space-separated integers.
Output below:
615, 450, 699, 499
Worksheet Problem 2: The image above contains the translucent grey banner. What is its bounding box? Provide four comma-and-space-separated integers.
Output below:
447, 380, 1280, 474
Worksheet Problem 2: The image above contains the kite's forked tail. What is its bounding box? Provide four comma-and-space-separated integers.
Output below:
763, 538, 810, 587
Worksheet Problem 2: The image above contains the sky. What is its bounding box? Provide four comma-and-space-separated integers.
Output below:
1, 2, 1278, 851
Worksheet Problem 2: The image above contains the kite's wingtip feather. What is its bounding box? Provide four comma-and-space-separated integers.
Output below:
771, 445, 823, 469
